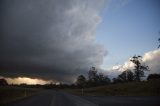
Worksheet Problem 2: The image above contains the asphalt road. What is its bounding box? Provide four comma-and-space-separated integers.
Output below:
8, 90, 97, 106
8, 90, 160, 106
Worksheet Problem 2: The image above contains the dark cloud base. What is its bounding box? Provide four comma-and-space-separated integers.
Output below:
0, 0, 106, 83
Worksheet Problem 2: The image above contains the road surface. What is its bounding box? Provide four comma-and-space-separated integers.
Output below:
8, 90, 160, 106
8, 90, 97, 106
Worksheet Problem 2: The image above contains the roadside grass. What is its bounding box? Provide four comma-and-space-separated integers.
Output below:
0, 86, 42, 106
63, 80, 160, 96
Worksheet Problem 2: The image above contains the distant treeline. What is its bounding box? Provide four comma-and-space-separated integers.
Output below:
0, 73, 160, 89
0, 80, 78, 89
75, 55, 160, 88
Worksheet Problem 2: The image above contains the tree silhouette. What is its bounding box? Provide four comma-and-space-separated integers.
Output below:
96, 73, 111, 85
112, 78, 121, 84
76, 75, 86, 88
158, 38, 160, 48
127, 70, 134, 81
118, 70, 134, 82
130, 55, 149, 81
88, 67, 97, 82
147, 74, 160, 80
87, 67, 111, 86
0, 79, 8, 86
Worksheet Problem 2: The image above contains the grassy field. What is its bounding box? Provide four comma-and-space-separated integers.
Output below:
63, 80, 160, 96
0, 86, 42, 105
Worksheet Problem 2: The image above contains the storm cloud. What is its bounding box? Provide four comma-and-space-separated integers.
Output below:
0, 0, 107, 83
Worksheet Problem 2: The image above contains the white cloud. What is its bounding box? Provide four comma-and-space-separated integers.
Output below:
104, 49, 160, 78
143, 49, 160, 74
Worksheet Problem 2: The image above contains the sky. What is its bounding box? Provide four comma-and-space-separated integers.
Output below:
0, 0, 160, 84
96, 0, 160, 69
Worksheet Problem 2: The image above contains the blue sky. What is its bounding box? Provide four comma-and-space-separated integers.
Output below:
96, 0, 160, 69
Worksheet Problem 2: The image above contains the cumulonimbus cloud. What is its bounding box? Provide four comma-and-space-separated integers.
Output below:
0, 0, 107, 83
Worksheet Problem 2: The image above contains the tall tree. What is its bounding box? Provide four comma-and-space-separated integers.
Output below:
88, 67, 97, 82
130, 55, 149, 81
76, 75, 86, 88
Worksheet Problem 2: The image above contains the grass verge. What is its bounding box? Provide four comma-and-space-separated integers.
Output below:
63, 80, 160, 96
0, 86, 42, 106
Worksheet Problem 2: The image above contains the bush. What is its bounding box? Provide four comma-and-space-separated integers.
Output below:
147, 74, 160, 80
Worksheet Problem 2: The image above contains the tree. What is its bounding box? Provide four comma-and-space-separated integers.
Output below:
112, 78, 121, 84
103, 75, 111, 84
118, 71, 127, 82
158, 38, 160, 48
147, 74, 160, 80
87, 67, 111, 86
88, 67, 97, 82
0, 79, 8, 86
127, 70, 134, 81
96, 73, 111, 85
76, 75, 86, 88
118, 70, 134, 82
130, 55, 149, 81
